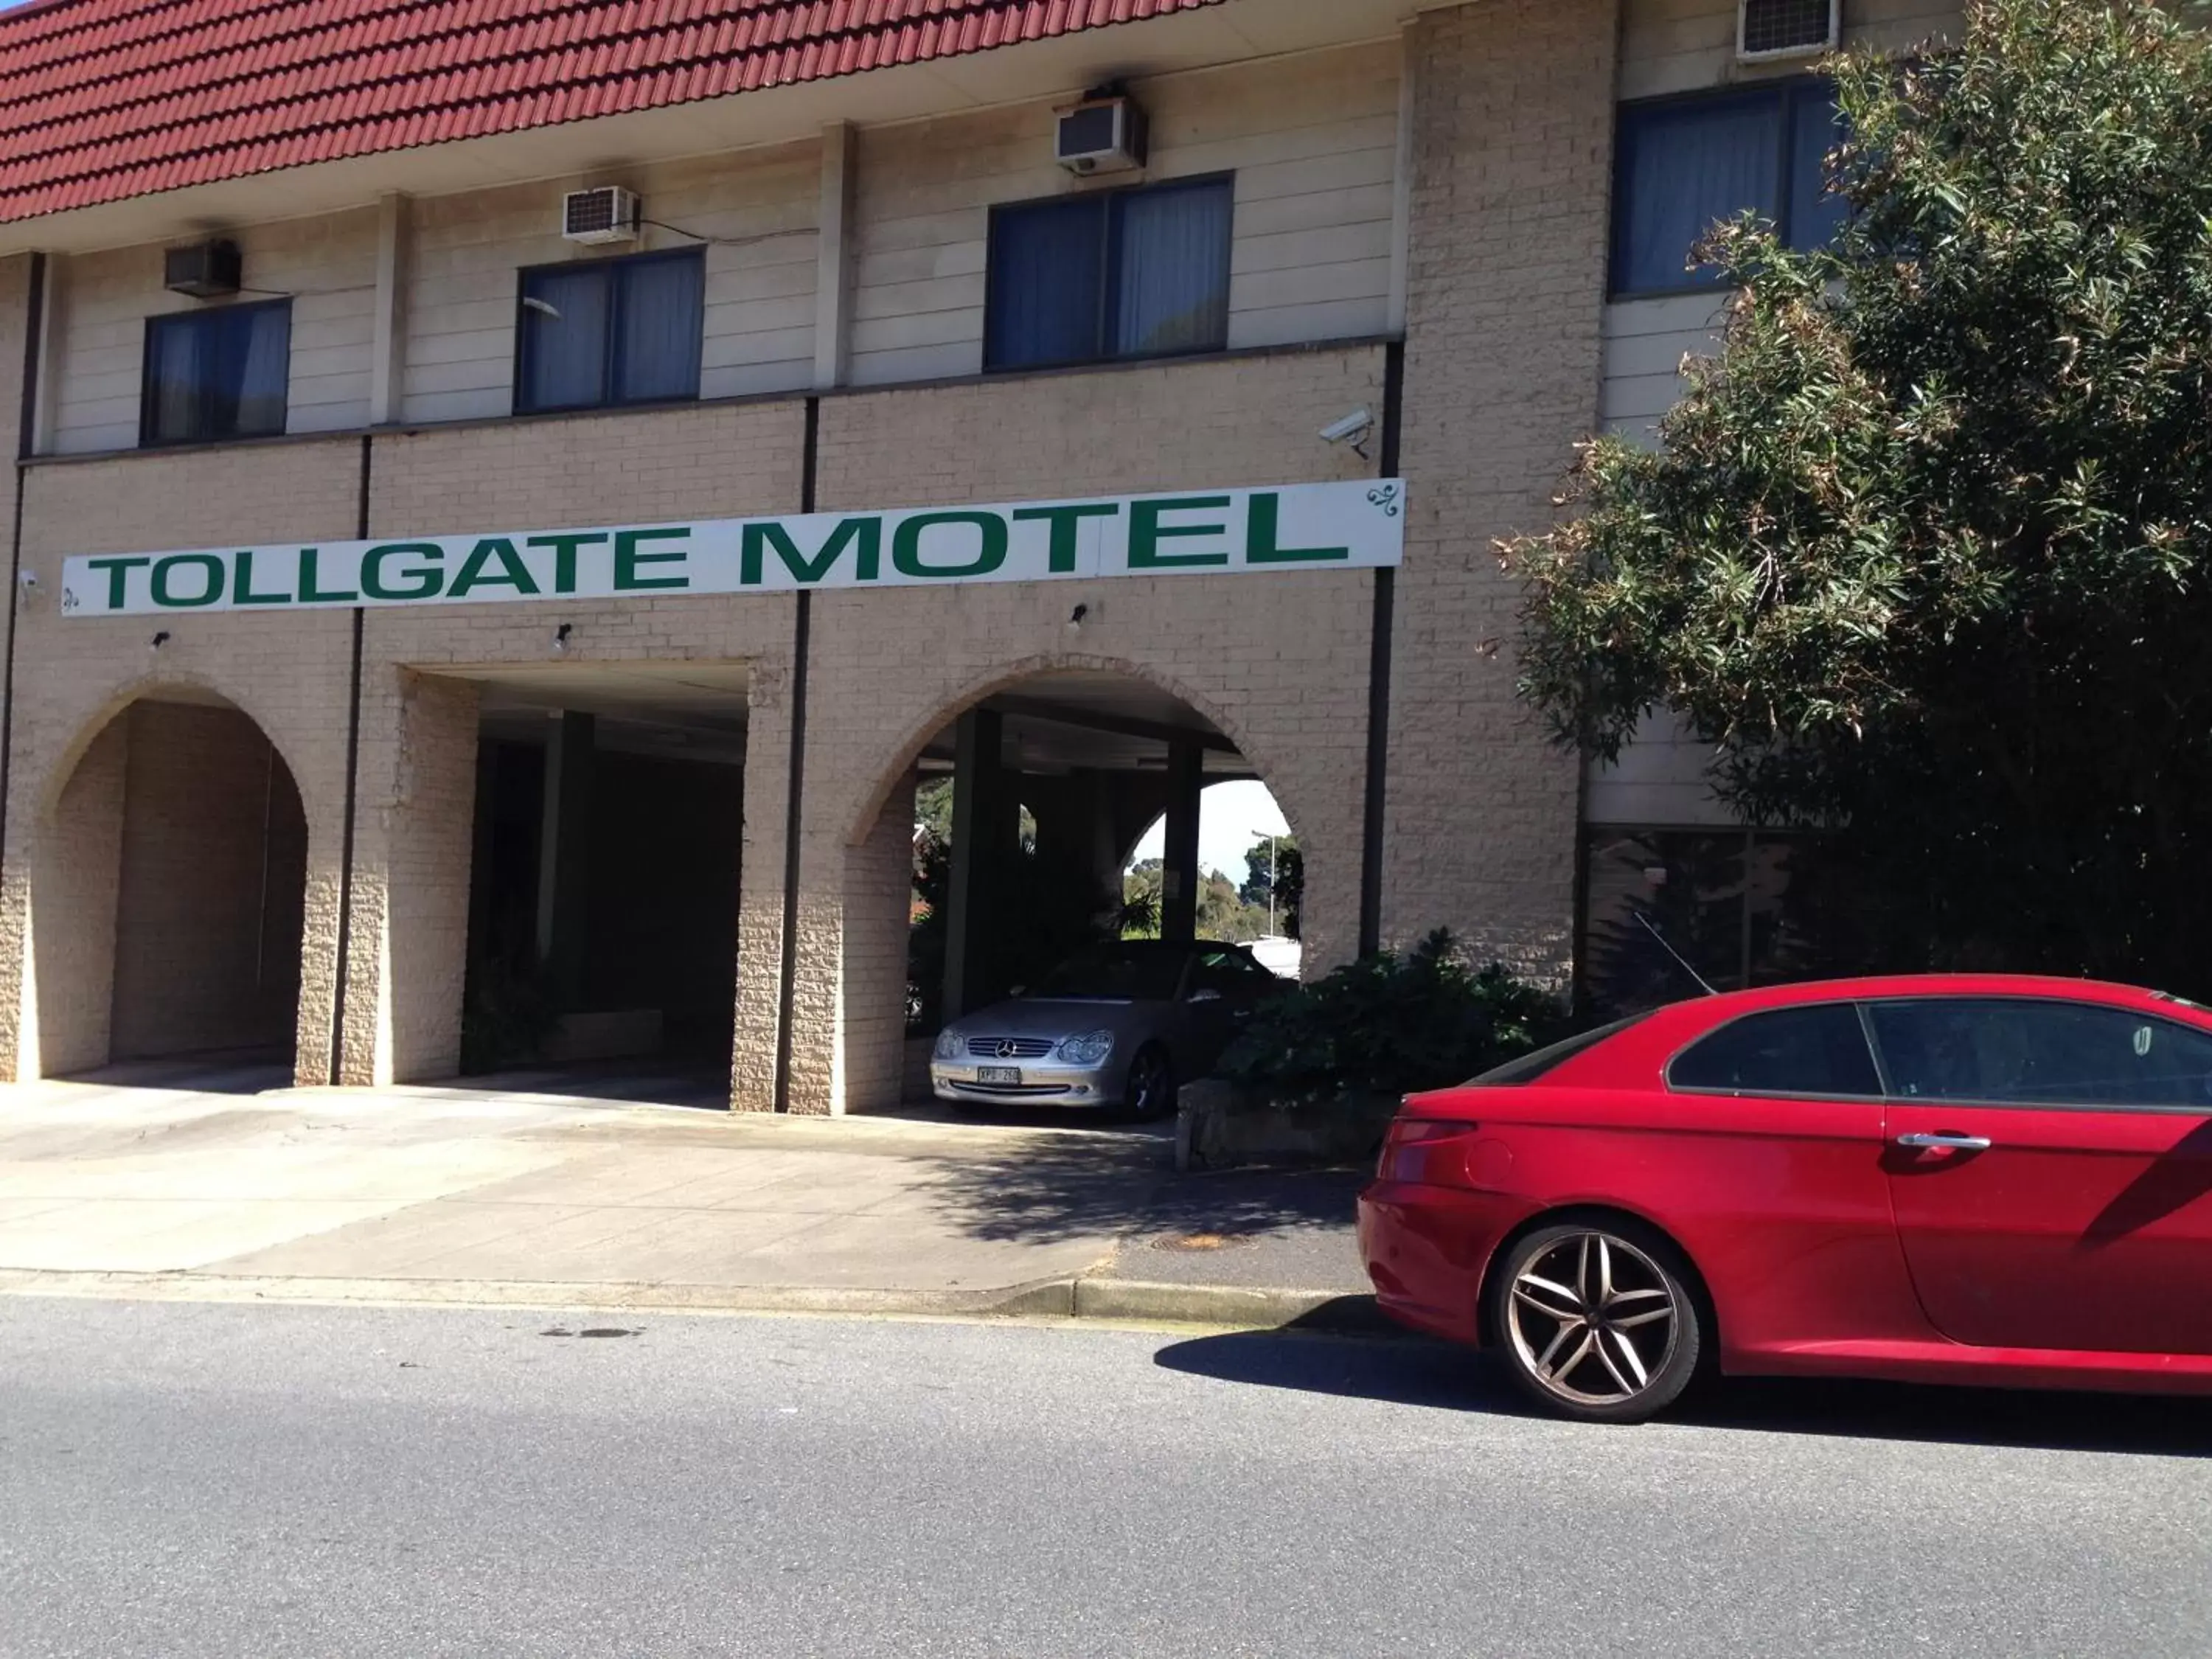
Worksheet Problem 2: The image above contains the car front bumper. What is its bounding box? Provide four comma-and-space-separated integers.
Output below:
930, 1057, 1119, 1107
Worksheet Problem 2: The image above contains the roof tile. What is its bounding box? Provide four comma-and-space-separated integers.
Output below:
0, 0, 1222, 224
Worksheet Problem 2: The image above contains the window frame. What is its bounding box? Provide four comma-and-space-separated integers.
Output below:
1860, 995, 2212, 1116
512, 246, 706, 417
1662, 1000, 1886, 1102
981, 172, 1237, 375
1608, 75, 1840, 302
138, 296, 294, 450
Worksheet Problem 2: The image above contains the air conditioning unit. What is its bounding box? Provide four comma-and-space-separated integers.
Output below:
1056, 95, 1148, 176
561, 186, 641, 245
1736, 0, 1839, 62
163, 239, 242, 299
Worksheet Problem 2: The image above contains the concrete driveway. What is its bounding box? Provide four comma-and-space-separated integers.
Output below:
0, 1065, 1365, 1313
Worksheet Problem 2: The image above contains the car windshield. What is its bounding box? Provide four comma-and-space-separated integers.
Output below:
1028, 945, 1189, 1002
1467, 1012, 1652, 1085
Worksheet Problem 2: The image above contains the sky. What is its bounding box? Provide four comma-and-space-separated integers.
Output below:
1127, 779, 1292, 883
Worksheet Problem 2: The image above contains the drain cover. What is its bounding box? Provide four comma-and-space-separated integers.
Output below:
1152, 1231, 1249, 1253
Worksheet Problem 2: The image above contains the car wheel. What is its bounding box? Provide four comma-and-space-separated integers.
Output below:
1486, 1218, 1703, 1425
1125, 1045, 1177, 1121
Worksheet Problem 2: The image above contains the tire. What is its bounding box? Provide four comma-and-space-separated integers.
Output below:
1484, 1217, 1704, 1425
1124, 1044, 1177, 1121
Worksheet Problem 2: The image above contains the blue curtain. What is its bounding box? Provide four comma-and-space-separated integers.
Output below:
145, 302, 289, 443
1112, 178, 1232, 357
986, 196, 1104, 370
1787, 90, 1849, 252
1615, 91, 1782, 294
520, 264, 611, 411
616, 252, 703, 402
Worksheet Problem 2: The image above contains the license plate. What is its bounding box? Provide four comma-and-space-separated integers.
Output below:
975, 1065, 1022, 1085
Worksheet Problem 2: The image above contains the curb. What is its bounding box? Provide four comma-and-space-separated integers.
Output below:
0, 1266, 1388, 1334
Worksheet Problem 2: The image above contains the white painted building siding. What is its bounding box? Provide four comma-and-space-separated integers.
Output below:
847, 41, 1401, 387
49, 208, 378, 455
401, 141, 821, 426
1590, 0, 1966, 823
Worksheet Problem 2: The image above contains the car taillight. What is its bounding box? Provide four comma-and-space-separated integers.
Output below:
1377, 1118, 1473, 1186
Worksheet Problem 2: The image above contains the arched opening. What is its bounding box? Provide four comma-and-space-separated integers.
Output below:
886, 669, 1301, 1114
38, 690, 307, 1080
1123, 779, 1302, 979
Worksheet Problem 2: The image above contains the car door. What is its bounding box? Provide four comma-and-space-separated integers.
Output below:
1871, 995, 2212, 1355
1180, 949, 1255, 1070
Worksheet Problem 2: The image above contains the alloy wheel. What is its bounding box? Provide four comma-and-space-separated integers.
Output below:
1504, 1229, 1680, 1410
1127, 1048, 1172, 1119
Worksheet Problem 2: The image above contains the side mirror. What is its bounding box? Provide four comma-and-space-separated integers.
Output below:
1188, 987, 1223, 1004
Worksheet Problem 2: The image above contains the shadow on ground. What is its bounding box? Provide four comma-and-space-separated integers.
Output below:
1153, 1329, 2212, 1456
450, 1059, 735, 1111
60, 1051, 296, 1096
915, 1133, 1366, 1248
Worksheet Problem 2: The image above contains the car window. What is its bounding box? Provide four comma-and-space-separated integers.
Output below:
1190, 950, 1266, 995
1470, 1012, 1652, 1085
1669, 1004, 1881, 1098
1868, 998, 2212, 1108
1029, 946, 1188, 1001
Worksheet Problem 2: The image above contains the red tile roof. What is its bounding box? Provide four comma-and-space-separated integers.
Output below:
0, 0, 1222, 226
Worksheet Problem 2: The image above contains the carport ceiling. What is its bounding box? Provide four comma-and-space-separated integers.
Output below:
919, 670, 1252, 780
446, 661, 751, 765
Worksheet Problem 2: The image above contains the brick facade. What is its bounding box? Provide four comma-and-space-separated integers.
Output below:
0, 4, 1620, 1107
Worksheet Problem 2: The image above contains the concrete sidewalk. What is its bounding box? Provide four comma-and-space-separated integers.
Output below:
0, 1068, 1371, 1327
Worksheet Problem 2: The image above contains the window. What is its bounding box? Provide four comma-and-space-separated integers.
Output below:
1611, 80, 1846, 297
141, 300, 291, 447
516, 248, 703, 414
1669, 1004, 1881, 1097
985, 176, 1234, 372
1471, 1013, 1653, 1087
1867, 999, 2212, 1109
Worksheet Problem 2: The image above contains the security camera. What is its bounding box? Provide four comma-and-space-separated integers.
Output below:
1319, 408, 1375, 459
15, 570, 36, 591
1318, 408, 1374, 446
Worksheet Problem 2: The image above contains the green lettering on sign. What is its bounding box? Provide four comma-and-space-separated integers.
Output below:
233, 549, 292, 606
893, 512, 1007, 580
1128, 497, 1231, 568
526, 532, 608, 595
615, 527, 690, 591
152, 554, 225, 608
449, 538, 540, 598
86, 556, 150, 611
361, 543, 445, 602
742, 518, 881, 586
1011, 503, 1120, 574
1244, 493, 1349, 564
298, 547, 358, 603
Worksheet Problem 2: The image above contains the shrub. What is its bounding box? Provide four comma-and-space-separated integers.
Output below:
1219, 929, 1565, 1105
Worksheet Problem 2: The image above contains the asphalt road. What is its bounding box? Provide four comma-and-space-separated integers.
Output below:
4, 1298, 2210, 1658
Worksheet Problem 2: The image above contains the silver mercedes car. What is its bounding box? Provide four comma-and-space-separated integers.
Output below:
930, 939, 1287, 1116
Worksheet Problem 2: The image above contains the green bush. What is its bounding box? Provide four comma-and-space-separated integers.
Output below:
1219, 929, 1565, 1106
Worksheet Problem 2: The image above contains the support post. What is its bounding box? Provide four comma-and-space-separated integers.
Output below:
535, 711, 595, 1009
368, 194, 411, 426
813, 124, 855, 392
1161, 740, 1203, 943
942, 708, 1006, 1020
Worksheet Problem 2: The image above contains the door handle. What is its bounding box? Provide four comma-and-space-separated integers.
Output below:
1895, 1132, 1993, 1152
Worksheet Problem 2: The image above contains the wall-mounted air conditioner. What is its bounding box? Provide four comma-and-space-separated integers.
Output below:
1056, 95, 1148, 176
561, 186, 641, 245
163, 239, 242, 299
1736, 0, 1839, 63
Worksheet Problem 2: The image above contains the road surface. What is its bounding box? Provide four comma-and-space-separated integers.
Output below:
4, 1298, 2208, 1657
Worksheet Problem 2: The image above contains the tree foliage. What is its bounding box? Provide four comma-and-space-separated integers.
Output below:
1510, 0, 2212, 991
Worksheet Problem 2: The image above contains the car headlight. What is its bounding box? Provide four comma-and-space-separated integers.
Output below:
933, 1029, 964, 1061
1054, 1030, 1115, 1066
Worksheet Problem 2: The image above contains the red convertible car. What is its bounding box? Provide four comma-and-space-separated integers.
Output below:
1357, 974, 2212, 1422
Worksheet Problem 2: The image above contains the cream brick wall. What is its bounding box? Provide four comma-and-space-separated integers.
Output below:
1380, 0, 1619, 981
357, 402, 808, 1086
26, 714, 125, 1078
785, 345, 1384, 1113
0, 437, 361, 1083
836, 768, 917, 1114
48, 209, 380, 453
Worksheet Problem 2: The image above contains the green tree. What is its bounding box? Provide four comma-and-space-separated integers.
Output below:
1509, 0, 2212, 993
1239, 834, 1302, 939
